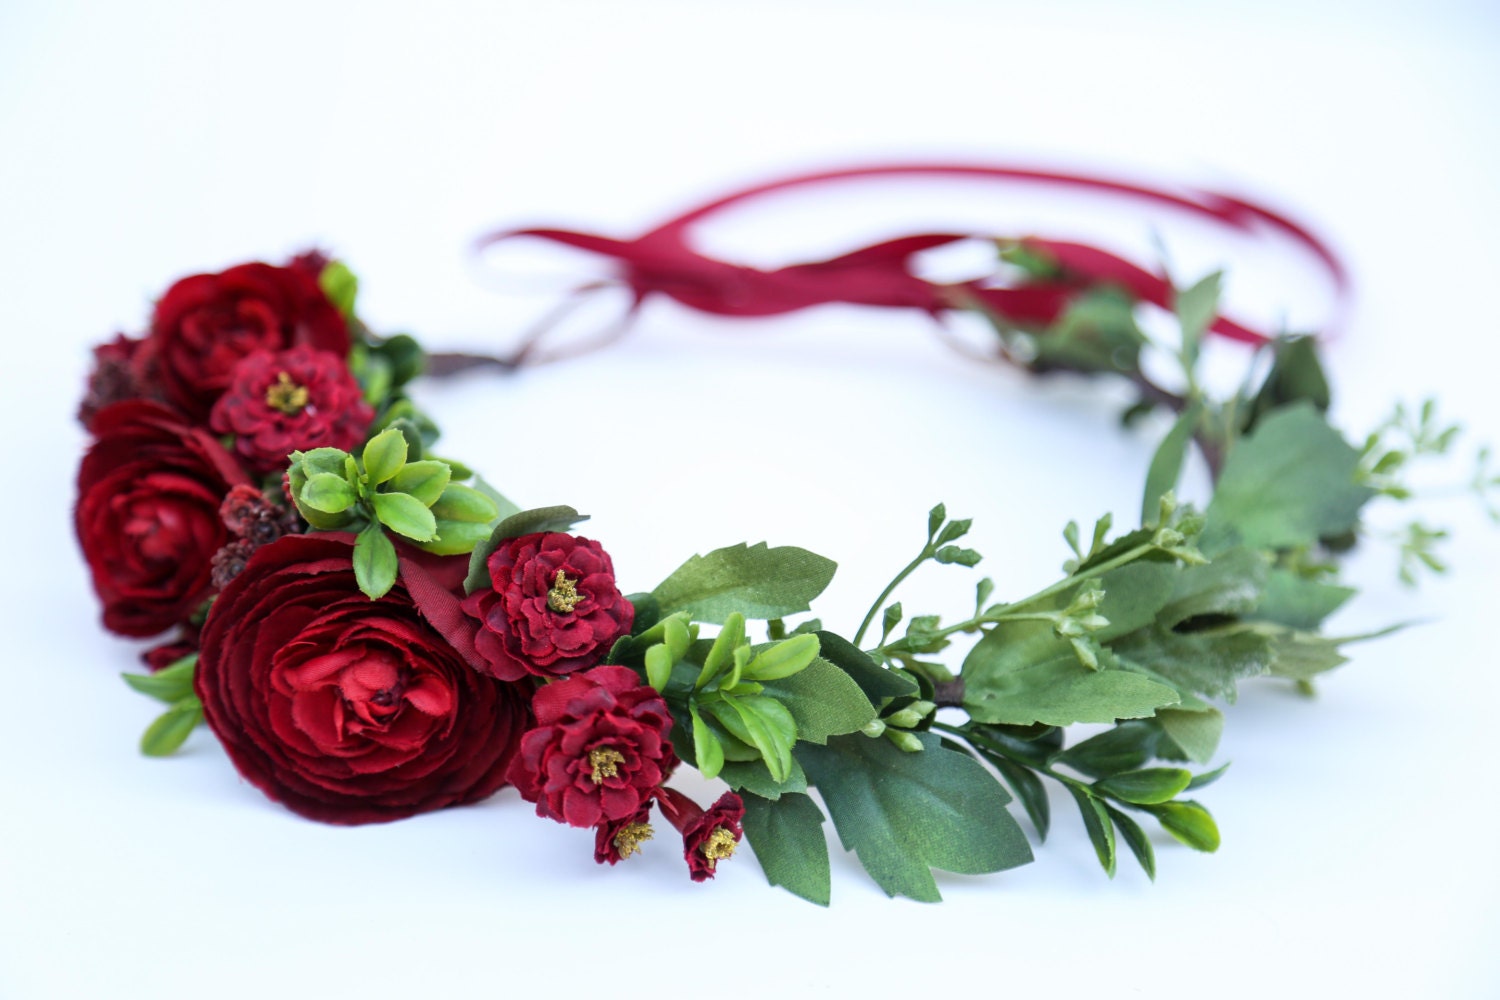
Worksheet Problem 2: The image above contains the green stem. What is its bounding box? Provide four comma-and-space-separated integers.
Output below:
852, 547, 932, 648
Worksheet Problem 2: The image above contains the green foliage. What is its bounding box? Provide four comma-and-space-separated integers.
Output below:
464, 505, 588, 595
124, 656, 204, 757
741, 793, 832, 906
318, 260, 359, 318
353, 522, 399, 600
1173, 270, 1222, 374
1142, 404, 1200, 524
798, 732, 1033, 901
651, 542, 837, 624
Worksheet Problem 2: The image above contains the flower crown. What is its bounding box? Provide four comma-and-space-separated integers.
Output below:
74, 165, 1485, 903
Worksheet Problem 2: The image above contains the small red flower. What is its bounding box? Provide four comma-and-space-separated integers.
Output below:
594, 798, 656, 865
78, 333, 153, 430
658, 787, 745, 882
143, 261, 349, 421
507, 665, 675, 829
461, 532, 635, 681
210, 347, 373, 474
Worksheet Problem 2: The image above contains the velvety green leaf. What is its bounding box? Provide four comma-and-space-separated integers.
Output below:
743, 634, 820, 682
1148, 800, 1220, 852
1155, 707, 1224, 764
1067, 785, 1116, 877
1106, 804, 1156, 881
717, 757, 808, 800
1157, 547, 1269, 627
1092, 562, 1178, 642
1204, 403, 1373, 552
1051, 720, 1162, 778
430, 482, 498, 523
1253, 570, 1356, 629
1112, 623, 1272, 702
1096, 767, 1193, 805
758, 656, 877, 745
388, 460, 451, 507
300, 472, 357, 514
373, 491, 438, 541
990, 756, 1050, 840
465, 505, 589, 595
1142, 404, 1200, 524
741, 793, 832, 906
798, 731, 1033, 901
121, 655, 196, 705
362, 427, 408, 485
815, 630, 918, 709
652, 542, 837, 624
353, 522, 398, 599
963, 621, 1180, 726
140, 698, 203, 757
1266, 630, 1350, 681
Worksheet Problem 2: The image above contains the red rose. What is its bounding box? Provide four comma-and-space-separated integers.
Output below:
75, 401, 251, 637
210, 347, 373, 474
508, 665, 674, 828
658, 787, 745, 882
195, 533, 530, 825
143, 262, 349, 421
594, 798, 656, 865
461, 532, 635, 681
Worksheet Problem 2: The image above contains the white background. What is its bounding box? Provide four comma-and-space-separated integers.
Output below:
3, 1, 1498, 997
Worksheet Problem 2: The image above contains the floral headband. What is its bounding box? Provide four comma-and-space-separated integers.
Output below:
74, 163, 1487, 903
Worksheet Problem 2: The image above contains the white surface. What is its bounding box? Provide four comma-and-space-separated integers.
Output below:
3, 2, 1498, 997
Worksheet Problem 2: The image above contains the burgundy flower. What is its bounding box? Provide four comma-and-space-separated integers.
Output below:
195, 533, 530, 825
461, 532, 635, 681
210, 347, 373, 474
507, 665, 674, 828
658, 787, 745, 882
75, 401, 251, 637
143, 261, 348, 421
141, 631, 199, 673
594, 798, 656, 865
78, 333, 154, 430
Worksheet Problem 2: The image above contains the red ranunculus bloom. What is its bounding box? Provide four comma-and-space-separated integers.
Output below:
75, 401, 251, 637
658, 787, 746, 882
143, 261, 349, 421
461, 532, 634, 681
210, 346, 373, 474
195, 534, 530, 825
594, 798, 656, 865
508, 665, 674, 828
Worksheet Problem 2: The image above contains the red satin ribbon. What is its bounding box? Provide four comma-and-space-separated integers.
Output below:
472, 163, 1349, 366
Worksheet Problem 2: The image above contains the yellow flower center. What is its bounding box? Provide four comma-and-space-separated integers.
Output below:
612, 822, 654, 859
700, 827, 738, 864
588, 747, 626, 785
547, 569, 582, 612
265, 371, 309, 415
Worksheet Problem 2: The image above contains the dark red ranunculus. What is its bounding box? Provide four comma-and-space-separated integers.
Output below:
594, 798, 656, 865
75, 401, 251, 637
507, 665, 674, 828
658, 787, 745, 882
461, 532, 634, 681
195, 533, 530, 825
210, 346, 373, 474
143, 262, 348, 421
78, 333, 154, 430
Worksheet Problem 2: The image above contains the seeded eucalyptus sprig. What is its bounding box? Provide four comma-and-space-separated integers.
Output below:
286, 425, 502, 598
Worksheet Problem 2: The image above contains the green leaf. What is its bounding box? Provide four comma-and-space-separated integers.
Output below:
377, 333, 425, 386
1142, 404, 1200, 524
743, 634, 820, 682
373, 491, 438, 541
1051, 720, 1161, 778
758, 656, 877, 745
927, 503, 946, 540
1112, 624, 1272, 702
412, 519, 493, 556
1067, 785, 1116, 877
1204, 403, 1374, 552
121, 655, 196, 705
465, 505, 590, 595
362, 427, 409, 485
1091, 561, 1178, 642
1174, 270, 1222, 368
1106, 805, 1156, 881
644, 644, 673, 693
1096, 767, 1193, 805
717, 757, 808, 800
1247, 335, 1330, 430
470, 476, 522, 522
1265, 630, 1351, 682
815, 630, 918, 709
689, 703, 725, 779
652, 542, 837, 624
711, 696, 798, 783
1156, 547, 1270, 628
317, 260, 359, 317
990, 756, 1050, 840
140, 697, 203, 757
430, 482, 499, 523
300, 472, 357, 514
1148, 800, 1220, 852
962, 621, 1180, 726
1186, 762, 1231, 791
1252, 570, 1356, 629
1155, 707, 1224, 764
741, 793, 832, 906
934, 546, 983, 567
387, 460, 451, 507
698, 613, 746, 690
353, 522, 398, 599
798, 731, 1033, 901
